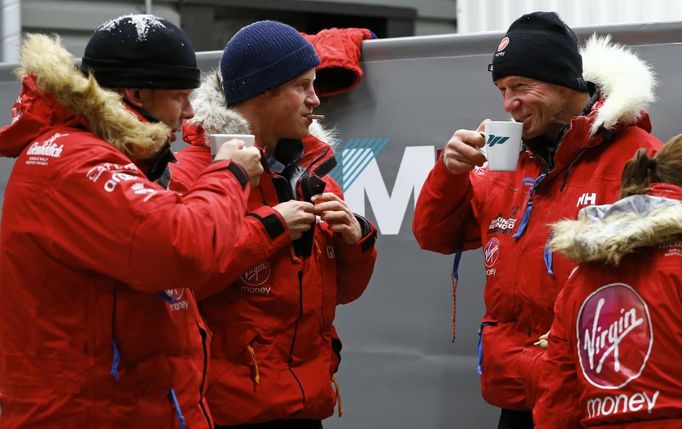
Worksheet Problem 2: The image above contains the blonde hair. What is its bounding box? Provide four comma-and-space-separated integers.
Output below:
620, 134, 682, 198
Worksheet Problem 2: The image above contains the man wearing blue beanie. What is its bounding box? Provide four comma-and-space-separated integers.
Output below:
169, 20, 378, 429
413, 11, 663, 429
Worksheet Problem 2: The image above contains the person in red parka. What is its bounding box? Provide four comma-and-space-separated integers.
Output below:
534, 136, 682, 428
169, 20, 378, 429
412, 11, 662, 429
0, 15, 261, 429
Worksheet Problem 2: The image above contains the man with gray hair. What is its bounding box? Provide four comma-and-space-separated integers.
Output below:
413, 11, 662, 429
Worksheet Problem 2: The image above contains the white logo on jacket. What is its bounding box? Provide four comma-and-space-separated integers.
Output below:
577, 283, 653, 389
483, 237, 500, 276
241, 262, 271, 287
240, 262, 272, 295
25, 132, 68, 166
85, 162, 157, 199
660, 240, 682, 257
577, 283, 658, 418
488, 216, 516, 234
165, 288, 189, 312
577, 192, 597, 207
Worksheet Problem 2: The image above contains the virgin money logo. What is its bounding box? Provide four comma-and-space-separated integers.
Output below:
497, 36, 509, 51
164, 288, 185, 301
577, 283, 653, 389
241, 262, 271, 286
483, 237, 500, 268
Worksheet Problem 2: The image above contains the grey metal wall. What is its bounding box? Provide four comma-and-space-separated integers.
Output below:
2, 21, 682, 428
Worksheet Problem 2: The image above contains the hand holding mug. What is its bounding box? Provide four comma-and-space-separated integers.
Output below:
211, 134, 262, 185
442, 120, 488, 175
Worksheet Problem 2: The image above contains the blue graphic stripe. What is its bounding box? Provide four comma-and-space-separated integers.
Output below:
341, 138, 389, 190
338, 139, 366, 175
345, 138, 389, 187
343, 147, 375, 183
329, 138, 390, 191
343, 143, 383, 184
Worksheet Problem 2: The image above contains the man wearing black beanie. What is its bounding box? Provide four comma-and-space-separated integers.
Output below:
0, 14, 262, 429
414, 11, 663, 429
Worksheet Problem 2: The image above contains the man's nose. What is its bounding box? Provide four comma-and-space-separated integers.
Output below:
307, 89, 320, 108
502, 92, 518, 112
183, 101, 195, 120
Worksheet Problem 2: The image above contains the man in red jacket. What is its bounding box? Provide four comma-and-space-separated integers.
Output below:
0, 15, 261, 429
412, 11, 662, 429
170, 20, 378, 429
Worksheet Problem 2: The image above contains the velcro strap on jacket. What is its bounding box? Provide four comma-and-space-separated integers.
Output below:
227, 162, 249, 189
247, 211, 286, 240
313, 156, 337, 178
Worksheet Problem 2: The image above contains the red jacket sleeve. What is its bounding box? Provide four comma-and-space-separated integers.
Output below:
324, 178, 378, 304
51, 142, 250, 293
194, 205, 292, 299
333, 222, 377, 304
533, 281, 582, 429
412, 153, 481, 254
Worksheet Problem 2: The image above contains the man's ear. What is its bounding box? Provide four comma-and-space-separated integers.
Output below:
121, 88, 144, 107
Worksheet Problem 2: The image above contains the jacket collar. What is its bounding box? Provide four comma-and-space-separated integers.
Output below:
550, 183, 682, 264
526, 35, 656, 176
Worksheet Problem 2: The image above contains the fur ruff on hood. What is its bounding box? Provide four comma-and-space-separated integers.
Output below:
550, 194, 682, 265
187, 70, 337, 145
581, 35, 656, 136
16, 34, 170, 159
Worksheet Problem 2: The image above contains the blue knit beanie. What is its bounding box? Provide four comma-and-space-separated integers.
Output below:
220, 20, 320, 106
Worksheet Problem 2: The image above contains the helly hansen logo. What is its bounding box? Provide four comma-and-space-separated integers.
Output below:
577, 192, 597, 207
486, 135, 510, 147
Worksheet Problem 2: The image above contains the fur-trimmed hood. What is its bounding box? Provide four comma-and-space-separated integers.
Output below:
0, 34, 169, 160
550, 184, 682, 265
187, 70, 337, 145
581, 35, 656, 136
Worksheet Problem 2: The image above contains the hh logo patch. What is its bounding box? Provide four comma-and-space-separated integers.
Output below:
577, 283, 652, 389
577, 192, 597, 207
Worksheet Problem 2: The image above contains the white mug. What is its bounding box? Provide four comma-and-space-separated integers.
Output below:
207, 134, 255, 156
483, 121, 523, 171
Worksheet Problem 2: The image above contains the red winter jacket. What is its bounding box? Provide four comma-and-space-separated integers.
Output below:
303, 28, 375, 97
0, 37, 250, 429
171, 75, 377, 423
534, 184, 682, 428
412, 37, 663, 411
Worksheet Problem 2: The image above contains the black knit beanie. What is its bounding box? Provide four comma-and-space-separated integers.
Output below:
489, 11, 587, 92
220, 20, 320, 106
81, 14, 200, 89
